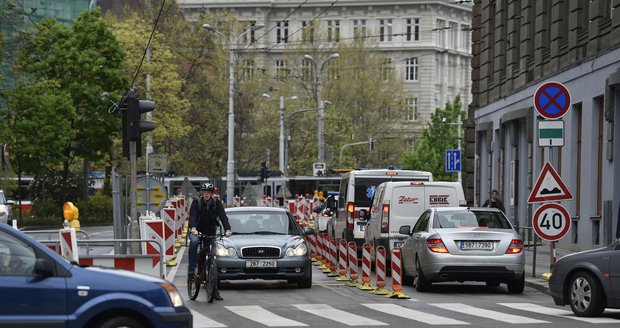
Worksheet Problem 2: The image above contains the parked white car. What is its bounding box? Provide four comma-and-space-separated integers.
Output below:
0, 190, 13, 225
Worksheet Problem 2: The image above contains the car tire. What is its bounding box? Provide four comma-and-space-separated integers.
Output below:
415, 258, 431, 292
507, 271, 525, 294
97, 316, 144, 328
568, 271, 606, 317
297, 276, 312, 288
401, 265, 414, 286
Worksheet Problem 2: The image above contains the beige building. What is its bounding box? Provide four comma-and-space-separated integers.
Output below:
178, 0, 472, 141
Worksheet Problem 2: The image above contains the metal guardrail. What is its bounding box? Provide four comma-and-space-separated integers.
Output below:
515, 226, 542, 278
39, 238, 165, 278
23, 229, 90, 241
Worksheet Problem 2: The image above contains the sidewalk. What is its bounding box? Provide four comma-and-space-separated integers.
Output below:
523, 241, 573, 295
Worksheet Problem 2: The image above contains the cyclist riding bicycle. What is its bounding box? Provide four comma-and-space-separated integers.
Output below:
189, 182, 232, 301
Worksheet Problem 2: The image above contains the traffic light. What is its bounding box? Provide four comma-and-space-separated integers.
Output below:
260, 161, 270, 182
122, 94, 156, 159
369, 138, 375, 151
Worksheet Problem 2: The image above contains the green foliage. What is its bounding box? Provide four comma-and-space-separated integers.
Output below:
12, 9, 128, 199
30, 168, 85, 204
31, 198, 61, 218
0, 80, 76, 177
73, 195, 113, 225
402, 96, 464, 181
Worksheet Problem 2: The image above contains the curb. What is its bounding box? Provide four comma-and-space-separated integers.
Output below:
525, 278, 550, 295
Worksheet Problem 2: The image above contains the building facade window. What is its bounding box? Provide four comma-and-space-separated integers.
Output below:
405, 57, 418, 81
241, 21, 257, 44
301, 60, 312, 81
275, 59, 287, 78
352, 19, 367, 40
406, 18, 420, 41
276, 21, 289, 44
242, 59, 254, 80
449, 21, 458, 50
327, 20, 340, 42
461, 24, 470, 52
379, 19, 393, 42
436, 19, 446, 48
381, 58, 393, 81
301, 21, 315, 43
406, 97, 418, 121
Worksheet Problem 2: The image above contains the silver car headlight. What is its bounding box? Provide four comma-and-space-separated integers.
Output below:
159, 283, 184, 307
216, 244, 237, 257
286, 243, 308, 257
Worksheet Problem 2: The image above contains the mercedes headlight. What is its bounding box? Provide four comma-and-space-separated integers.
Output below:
286, 243, 308, 256
216, 244, 237, 257
159, 283, 184, 307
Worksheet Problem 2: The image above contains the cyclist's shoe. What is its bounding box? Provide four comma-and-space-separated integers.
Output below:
214, 291, 223, 301
188, 270, 195, 282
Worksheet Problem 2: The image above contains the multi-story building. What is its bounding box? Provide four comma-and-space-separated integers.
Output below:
470, 1, 620, 250
177, 0, 472, 141
0, 0, 91, 91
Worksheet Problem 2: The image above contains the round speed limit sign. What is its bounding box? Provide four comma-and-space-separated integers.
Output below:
532, 203, 571, 241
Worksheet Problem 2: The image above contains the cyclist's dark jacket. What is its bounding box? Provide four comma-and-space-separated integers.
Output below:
189, 197, 231, 236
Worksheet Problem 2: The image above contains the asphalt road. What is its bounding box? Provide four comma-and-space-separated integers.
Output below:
172, 254, 620, 328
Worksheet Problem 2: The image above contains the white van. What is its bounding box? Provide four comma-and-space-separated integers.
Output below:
327, 169, 433, 258
363, 181, 466, 263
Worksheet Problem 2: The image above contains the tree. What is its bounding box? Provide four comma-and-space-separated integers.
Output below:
402, 96, 464, 181
0, 80, 75, 217
14, 10, 128, 201
109, 10, 191, 169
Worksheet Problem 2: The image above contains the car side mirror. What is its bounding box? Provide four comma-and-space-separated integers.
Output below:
399, 225, 412, 235
34, 258, 55, 277
303, 227, 315, 236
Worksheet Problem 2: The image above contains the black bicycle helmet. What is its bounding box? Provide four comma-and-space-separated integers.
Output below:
200, 183, 215, 192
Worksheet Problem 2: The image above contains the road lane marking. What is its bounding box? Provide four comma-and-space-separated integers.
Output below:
430, 303, 549, 324
225, 305, 307, 327
293, 304, 388, 326
499, 303, 620, 324
361, 303, 469, 325
191, 309, 226, 327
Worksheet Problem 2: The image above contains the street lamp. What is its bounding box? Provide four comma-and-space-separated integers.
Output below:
442, 113, 462, 185
203, 22, 265, 206
303, 53, 339, 163
261, 94, 298, 175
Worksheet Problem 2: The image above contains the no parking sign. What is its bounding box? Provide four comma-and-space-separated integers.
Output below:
534, 82, 571, 119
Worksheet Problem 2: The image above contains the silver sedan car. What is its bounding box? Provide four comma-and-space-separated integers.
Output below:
216, 207, 313, 288
399, 207, 525, 293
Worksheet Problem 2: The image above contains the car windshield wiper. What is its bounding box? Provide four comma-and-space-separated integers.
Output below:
254, 231, 287, 235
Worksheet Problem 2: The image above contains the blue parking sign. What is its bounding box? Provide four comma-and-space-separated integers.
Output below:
445, 149, 461, 173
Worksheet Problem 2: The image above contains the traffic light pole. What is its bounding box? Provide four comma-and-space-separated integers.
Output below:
338, 139, 375, 166
129, 140, 140, 254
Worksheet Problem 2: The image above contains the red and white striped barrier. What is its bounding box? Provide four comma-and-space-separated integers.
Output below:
306, 231, 317, 260
336, 239, 349, 281
346, 241, 359, 287
160, 205, 177, 262
386, 247, 410, 299
327, 237, 339, 277
319, 233, 330, 272
79, 255, 162, 278
59, 228, 79, 262
313, 231, 323, 265
357, 243, 375, 290
139, 216, 164, 271
371, 246, 389, 295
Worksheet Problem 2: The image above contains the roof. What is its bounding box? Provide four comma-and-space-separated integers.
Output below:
225, 206, 287, 213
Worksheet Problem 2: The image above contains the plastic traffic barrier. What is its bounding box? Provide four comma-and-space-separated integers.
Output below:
370, 246, 389, 295
346, 241, 359, 287
327, 237, 340, 277
357, 243, 375, 290
336, 239, 349, 281
385, 247, 410, 299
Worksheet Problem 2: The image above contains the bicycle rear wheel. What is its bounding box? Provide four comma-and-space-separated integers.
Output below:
206, 259, 218, 303
188, 270, 201, 300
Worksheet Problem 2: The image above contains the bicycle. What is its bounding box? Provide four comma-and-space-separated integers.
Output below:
187, 233, 220, 303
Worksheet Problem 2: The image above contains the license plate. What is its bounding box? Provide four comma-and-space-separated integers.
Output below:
394, 242, 403, 248
460, 241, 493, 250
245, 260, 277, 268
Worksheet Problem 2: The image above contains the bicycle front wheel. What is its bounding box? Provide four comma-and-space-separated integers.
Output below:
206, 259, 218, 303
188, 271, 201, 300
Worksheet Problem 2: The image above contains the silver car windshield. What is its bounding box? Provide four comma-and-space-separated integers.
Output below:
227, 212, 295, 235
433, 210, 512, 229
